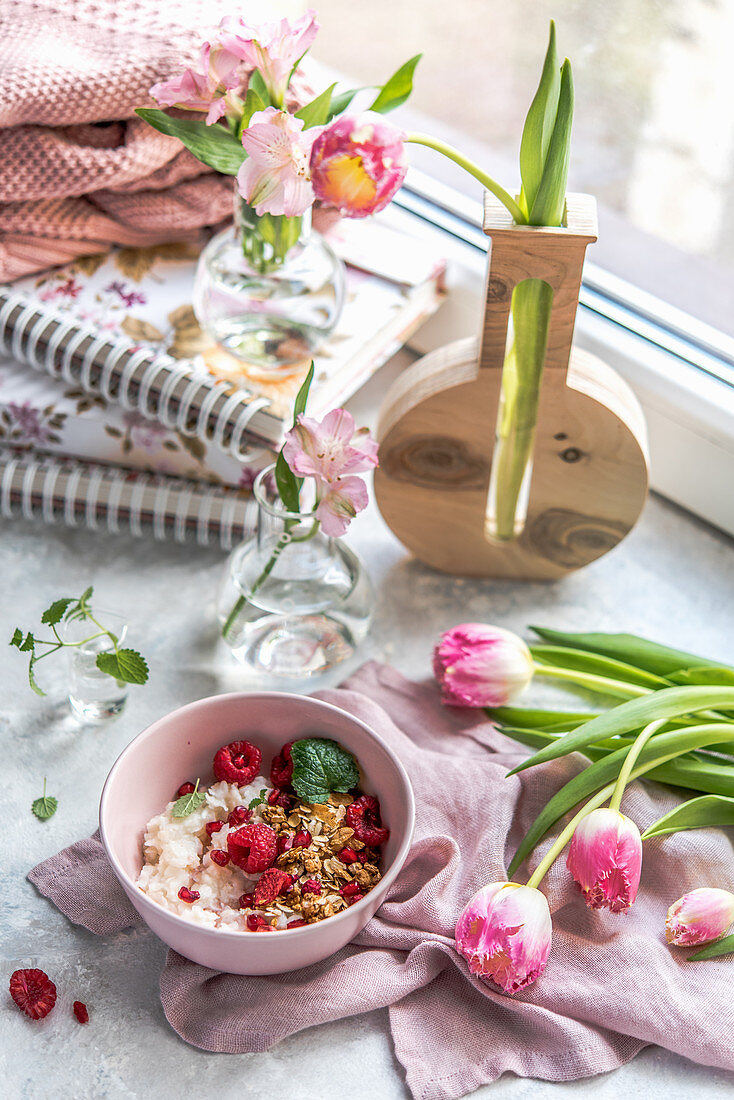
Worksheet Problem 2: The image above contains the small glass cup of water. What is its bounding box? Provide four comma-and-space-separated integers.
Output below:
63, 611, 129, 722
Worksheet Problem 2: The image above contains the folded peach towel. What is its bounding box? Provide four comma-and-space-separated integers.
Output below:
0, 0, 243, 279
28, 662, 734, 1100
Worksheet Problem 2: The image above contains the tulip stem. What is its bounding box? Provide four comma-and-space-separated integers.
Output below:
533, 662, 651, 700
405, 133, 526, 225
609, 718, 666, 812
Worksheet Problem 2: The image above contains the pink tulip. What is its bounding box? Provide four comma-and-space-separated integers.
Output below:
566, 808, 642, 913
310, 113, 408, 218
665, 887, 734, 947
150, 43, 241, 125
432, 623, 534, 708
455, 882, 552, 995
220, 10, 319, 106
237, 108, 317, 217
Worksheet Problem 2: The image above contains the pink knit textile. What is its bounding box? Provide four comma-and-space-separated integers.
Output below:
0, 0, 242, 279
28, 662, 734, 1100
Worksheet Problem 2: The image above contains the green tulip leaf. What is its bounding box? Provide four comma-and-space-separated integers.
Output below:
529, 626, 726, 677
518, 20, 561, 220
668, 666, 734, 688
642, 795, 734, 839
489, 705, 600, 730
531, 644, 669, 690
688, 933, 734, 961
527, 58, 573, 227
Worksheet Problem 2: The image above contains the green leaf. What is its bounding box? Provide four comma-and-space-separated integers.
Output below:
293, 362, 315, 420
249, 69, 270, 106
668, 666, 734, 688
507, 686, 734, 776
529, 626, 725, 677
489, 705, 600, 730
19, 630, 35, 654
27, 654, 43, 696
135, 108, 246, 176
239, 86, 267, 135
369, 54, 422, 114
10, 628, 23, 648
641, 795, 734, 839
518, 20, 561, 220
290, 738, 360, 803
530, 645, 669, 690
507, 723, 734, 875
528, 57, 573, 227
171, 780, 206, 818
96, 647, 149, 685
32, 794, 58, 821
41, 598, 74, 626
296, 83, 337, 128
275, 362, 315, 513
248, 788, 268, 810
327, 87, 368, 120
689, 933, 734, 961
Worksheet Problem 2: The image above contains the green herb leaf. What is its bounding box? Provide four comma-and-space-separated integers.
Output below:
369, 54, 422, 114
172, 780, 206, 818
41, 598, 74, 626
529, 626, 725, 677
296, 83, 337, 128
248, 788, 268, 810
18, 630, 35, 653
32, 780, 57, 821
518, 20, 561, 220
528, 57, 573, 226
96, 647, 149, 685
507, 686, 734, 776
290, 738, 360, 803
641, 795, 734, 839
135, 108, 246, 175
327, 87, 368, 120
10, 627, 23, 648
689, 933, 734, 961
28, 654, 43, 696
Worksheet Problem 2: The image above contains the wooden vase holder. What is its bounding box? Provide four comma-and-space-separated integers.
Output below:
374, 193, 649, 580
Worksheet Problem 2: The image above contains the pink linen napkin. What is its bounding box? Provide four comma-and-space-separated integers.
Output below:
28, 662, 734, 1099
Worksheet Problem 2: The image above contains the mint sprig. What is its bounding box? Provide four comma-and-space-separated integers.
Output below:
248, 788, 268, 810
290, 739, 360, 804
172, 779, 206, 818
32, 778, 58, 821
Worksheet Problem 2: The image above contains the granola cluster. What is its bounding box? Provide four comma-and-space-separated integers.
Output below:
252, 793, 383, 927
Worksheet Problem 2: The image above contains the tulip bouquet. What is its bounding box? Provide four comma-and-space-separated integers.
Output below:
435, 622, 734, 993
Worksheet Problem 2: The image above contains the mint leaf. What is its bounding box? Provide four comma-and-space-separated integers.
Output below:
248, 788, 268, 810
172, 780, 206, 818
41, 598, 74, 626
96, 648, 149, 685
32, 779, 57, 821
10, 628, 23, 647
28, 654, 43, 696
290, 738, 360, 804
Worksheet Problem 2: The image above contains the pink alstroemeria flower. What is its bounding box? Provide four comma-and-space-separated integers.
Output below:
314, 475, 369, 537
237, 108, 317, 217
433, 623, 534, 708
150, 43, 241, 125
455, 882, 552, 995
310, 112, 408, 218
566, 808, 642, 913
220, 9, 319, 106
665, 887, 734, 947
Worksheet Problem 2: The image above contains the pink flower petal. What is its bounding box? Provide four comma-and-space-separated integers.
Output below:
566, 808, 642, 913
432, 623, 534, 708
455, 883, 552, 995
666, 887, 734, 946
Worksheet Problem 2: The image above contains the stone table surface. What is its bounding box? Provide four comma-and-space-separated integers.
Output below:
3, 358, 734, 1100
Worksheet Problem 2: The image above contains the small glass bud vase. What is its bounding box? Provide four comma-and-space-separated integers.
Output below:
62, 612, 129, 722
193, 190, 346, 376
217, 465, 374, 681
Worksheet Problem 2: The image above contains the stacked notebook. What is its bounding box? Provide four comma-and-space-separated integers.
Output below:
0, 211, 446, 547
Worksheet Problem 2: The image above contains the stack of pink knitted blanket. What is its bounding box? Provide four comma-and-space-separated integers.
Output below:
0, 0, 242, 280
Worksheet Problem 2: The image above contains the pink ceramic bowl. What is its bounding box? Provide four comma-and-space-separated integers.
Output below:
99, 691, 415, 975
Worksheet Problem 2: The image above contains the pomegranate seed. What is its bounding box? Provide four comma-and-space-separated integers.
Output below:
177, 781, 195, 796
267, 789, 291, 808
73, 1001, 89, 1024
338, 846, 358, 864
246, 914, 270, 931
206, 820, 224, 837
339, 881, 362, 898
302, 879, 322, 896
287, 919, 308, 928
293, 829, 312, 849
210, 850, 230, 867
228, 806, 251, 827
178, 886, 200, 903
278, 833, 295, 854
238, 892, 255, 909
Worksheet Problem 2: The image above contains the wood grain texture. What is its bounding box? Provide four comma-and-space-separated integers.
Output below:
375, 194, 649, 579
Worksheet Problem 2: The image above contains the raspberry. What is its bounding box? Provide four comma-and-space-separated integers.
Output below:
302, 879, 322, 896
73, 1001, 89, 1024
178, 886, 200, 903
345, 795, 389, 847
227, 822, 277, 873
358, 850, 372, 864
9, 969, 57, 1020
210, 850, 230, 867
270, 741, 294, 788
267, 788, 291, 809
238, 892, 255, 909
246, 914, 271, 932
253, 868, 294, 906
293, 829, 312, 849
338, 846, 358, 864
213, 740, 262, 785
227, 806, 251, 827
287, 919, 308, 928
177, 781, 196, 797
206, 820, 224, 838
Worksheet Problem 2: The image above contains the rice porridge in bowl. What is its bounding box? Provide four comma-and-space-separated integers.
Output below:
137, 736, 389, 932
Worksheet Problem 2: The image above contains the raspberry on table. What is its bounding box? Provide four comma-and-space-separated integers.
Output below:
9, 968, 57, 1020
227, 822, 277, 873
270, 741, 294, 788
213, 740, 262, 785
345, 795, 389, 847
253, 868, 294, 906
